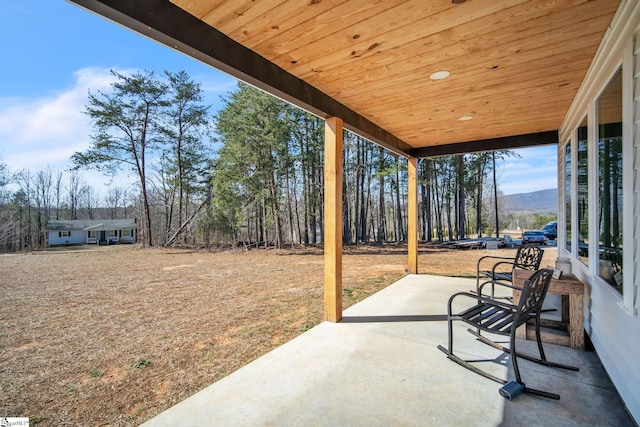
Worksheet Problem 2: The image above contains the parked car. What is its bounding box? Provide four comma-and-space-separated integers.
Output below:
542, 221, 557, 240
522, 230, 547, 245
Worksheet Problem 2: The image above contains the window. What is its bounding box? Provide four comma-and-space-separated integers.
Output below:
122, 229, 132, 237
108, 230, 117, 237
564, 143, 572, 254
597, 68, 623, 293
88, 231, 97, 239
59, 231, 70, 237
576, 115, 588, 266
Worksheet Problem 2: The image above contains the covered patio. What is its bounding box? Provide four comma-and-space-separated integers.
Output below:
141, 274, 633, 426
68, 0, 640, 423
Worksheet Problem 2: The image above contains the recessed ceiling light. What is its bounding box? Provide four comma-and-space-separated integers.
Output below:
458, 115, 473, 121
429, 70, 450, 80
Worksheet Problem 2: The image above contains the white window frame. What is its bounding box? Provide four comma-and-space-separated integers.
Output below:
558, 23, 637, 316
621, 37, 635, 314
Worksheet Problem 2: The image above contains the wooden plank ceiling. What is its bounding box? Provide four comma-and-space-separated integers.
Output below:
170, 0, 620, 156
74, 0, 621, 157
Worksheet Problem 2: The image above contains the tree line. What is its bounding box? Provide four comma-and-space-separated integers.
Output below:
0, 71, 551, 253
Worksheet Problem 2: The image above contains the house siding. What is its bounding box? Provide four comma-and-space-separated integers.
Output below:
46, 220, 137, 246
48, 231, 86, 246
559, 1, 640, 423
584, 31, 640, 424
634, 29, 640, 316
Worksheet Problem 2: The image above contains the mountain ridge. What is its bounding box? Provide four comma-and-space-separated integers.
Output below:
502, 188, 558, 214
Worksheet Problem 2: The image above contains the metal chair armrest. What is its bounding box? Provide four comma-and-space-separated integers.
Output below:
478, 279, 522, 296
476, 255, 515, 272
476, 255, 516, 288
447, 291, 517, 316
491, 260, 517, 271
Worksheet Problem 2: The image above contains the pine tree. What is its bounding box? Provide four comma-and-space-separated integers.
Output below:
72, 70, 168, 246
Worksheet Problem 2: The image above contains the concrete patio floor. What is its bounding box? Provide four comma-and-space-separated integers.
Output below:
142, 274, 634, 427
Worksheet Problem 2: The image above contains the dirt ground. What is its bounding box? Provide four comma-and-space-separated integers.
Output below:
0, 243, 556, 426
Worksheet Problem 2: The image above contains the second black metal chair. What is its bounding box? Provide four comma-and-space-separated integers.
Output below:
476, 244, 544, 298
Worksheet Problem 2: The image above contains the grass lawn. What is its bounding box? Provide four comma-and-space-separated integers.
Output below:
0, 243, 556, 426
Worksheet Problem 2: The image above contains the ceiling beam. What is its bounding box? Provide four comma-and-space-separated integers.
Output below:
408, 130, 559, 158
68, 0, 413, 157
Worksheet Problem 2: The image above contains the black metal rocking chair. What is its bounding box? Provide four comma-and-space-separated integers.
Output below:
438, 268, 579, 400
475, 244, 544, 298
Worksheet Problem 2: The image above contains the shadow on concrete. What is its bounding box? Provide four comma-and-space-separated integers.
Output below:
341, 314, 447, 323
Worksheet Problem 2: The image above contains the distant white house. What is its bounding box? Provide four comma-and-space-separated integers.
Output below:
46, 219, 137, 247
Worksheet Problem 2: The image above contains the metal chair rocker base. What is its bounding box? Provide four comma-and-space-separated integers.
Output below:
437, 328, 579, 400
468, 329, 579, 373
436, 343, 561, 400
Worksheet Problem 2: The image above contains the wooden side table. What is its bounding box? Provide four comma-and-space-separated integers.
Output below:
512, 269, 585, 350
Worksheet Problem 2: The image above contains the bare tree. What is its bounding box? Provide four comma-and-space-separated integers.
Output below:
72, 70, 168, 246
67, 171, 84, 220
79, 185, 101, 219
54, 171, 64, 220
105, 187, 124, 219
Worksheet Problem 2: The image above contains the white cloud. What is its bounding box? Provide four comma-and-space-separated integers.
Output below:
199, 74, 237, 95
192, 73, 237, 111
496, 146, 558, 195
0, 66, 231, 175
0, 67, 120, 173
0, 67, 147, 194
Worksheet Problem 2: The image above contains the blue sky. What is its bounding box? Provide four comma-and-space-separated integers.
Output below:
0, 0, 557, 195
